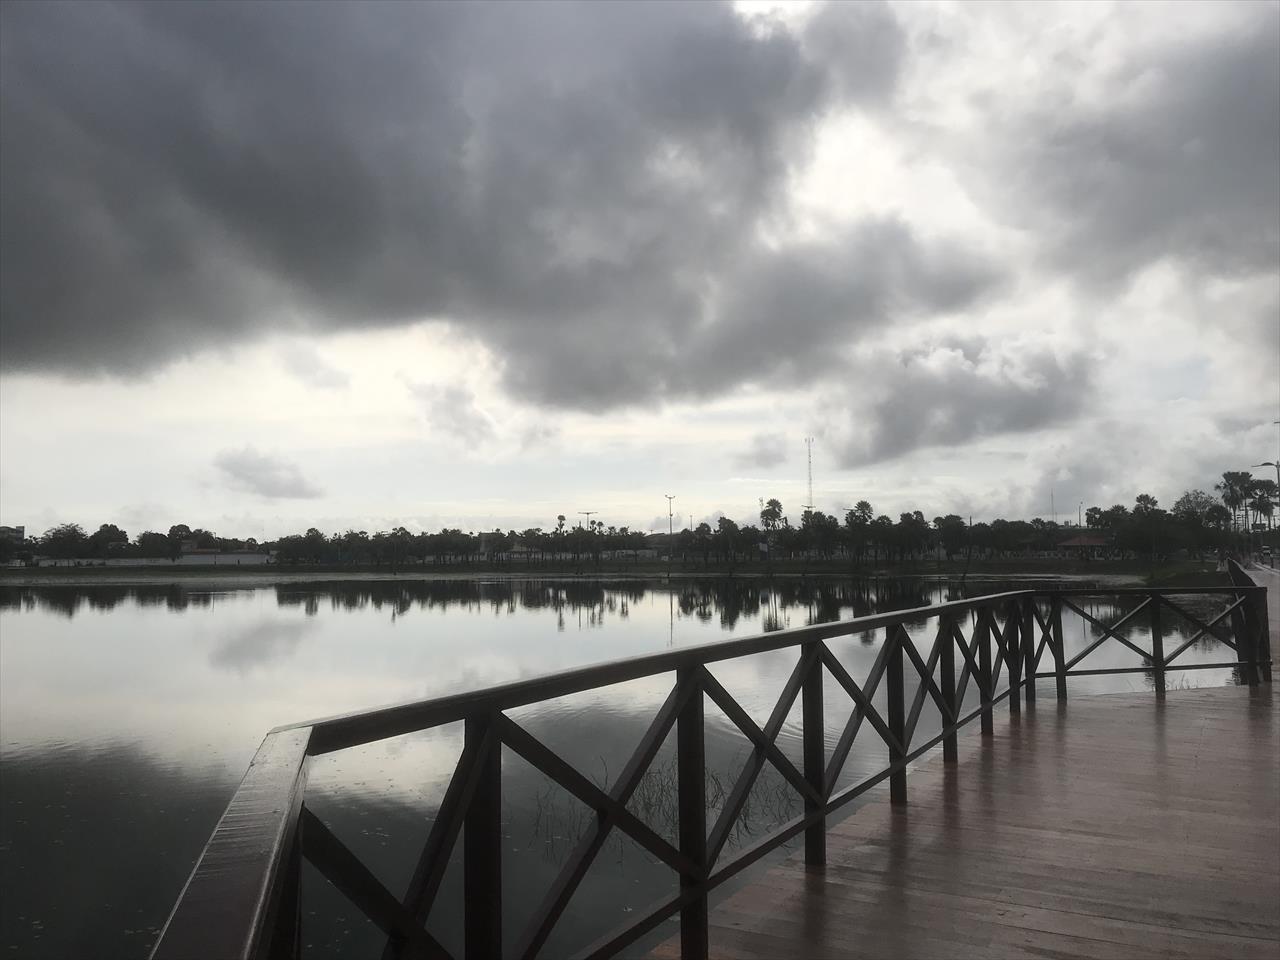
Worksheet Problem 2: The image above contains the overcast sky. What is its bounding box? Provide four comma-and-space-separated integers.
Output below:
1, 0, 1277, 539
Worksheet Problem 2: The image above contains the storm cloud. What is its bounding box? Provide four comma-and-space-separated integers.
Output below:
830, 339, 1093, 466
946, 4, 1280, 294
2, 0, 1276, 506
0, 0, 966, 405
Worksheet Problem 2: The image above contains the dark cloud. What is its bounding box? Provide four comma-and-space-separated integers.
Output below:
830, 339, 1092, 466
734, 431, 789, 469
213, 447, 322, 499
412, 384, 496, 446
680, 218, 1002, 396
801, 0, 904, 103
0, 1, 1000, 408
952, 6, 1279, 293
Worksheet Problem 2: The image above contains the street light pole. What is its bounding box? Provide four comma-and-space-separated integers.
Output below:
665, 495, 675, 580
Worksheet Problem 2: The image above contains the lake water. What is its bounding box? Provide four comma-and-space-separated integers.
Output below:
0, 576, 1243, 958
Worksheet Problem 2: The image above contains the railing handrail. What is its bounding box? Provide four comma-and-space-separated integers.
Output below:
281, 588, 1040, 755
154, 578, 1271, 960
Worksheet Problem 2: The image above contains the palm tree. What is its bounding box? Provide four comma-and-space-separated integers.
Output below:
1249, 492, 1275, 531
1215, 471, 1253, 532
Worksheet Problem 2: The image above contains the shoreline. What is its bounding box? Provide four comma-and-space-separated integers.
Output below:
0, 558, 1219, 588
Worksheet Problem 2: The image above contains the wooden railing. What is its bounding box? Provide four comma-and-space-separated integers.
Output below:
151, 571, 1272, 960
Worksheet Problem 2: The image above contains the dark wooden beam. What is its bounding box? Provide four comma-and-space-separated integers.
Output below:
513, 680, 694, 960
150, 727, 312, 960
887, 628, 906, 805
705, 649, 815, 867
497, 715, 697, 877
300, 807, 451, 960
463, 716, 501, 960
939, 615, 958, 763
1163, 596, 1246, 665
1061, 597, 1153, 669
677, 666, 708, 960
802, 649, 825, 866
821, 639, 893, 795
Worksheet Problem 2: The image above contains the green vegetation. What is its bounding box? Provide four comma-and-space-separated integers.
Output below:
3, 472, 1276, 572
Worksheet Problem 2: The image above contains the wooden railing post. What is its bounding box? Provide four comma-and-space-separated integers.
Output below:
939, 615, 958, 763
676, 666, 709, 960
978, 608, 994, 736
265, 821, 303, 960
1252, 587, 1272, 683
1005, 601, 1022, 716
464, 715, 502, 960
1149, 593, 1165, 698
802, 646, 826, 866
1050, 596, 1067, 701
1230, 597, 1259, 688
887, 626, 907, 805
1021, 597, 1037, 707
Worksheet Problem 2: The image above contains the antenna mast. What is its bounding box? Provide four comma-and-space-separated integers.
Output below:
803, 436, 815, 513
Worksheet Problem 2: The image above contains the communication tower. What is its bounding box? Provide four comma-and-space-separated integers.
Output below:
803, 436, 815, 514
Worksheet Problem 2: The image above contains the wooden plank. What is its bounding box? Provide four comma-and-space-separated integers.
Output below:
651, 683, 1279, 960
151, 727, 312, 960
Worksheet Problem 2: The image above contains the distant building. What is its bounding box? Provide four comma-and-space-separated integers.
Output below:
1059, 532, 1109, 559
0, 526, 25, 543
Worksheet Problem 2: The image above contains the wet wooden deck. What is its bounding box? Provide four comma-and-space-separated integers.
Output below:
654, 683, 1279, 959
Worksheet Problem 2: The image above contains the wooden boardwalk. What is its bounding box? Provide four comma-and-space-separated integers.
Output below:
655, 683, 1279, 959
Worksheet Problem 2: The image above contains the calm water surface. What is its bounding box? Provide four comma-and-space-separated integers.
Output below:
0, 576, 1241, 958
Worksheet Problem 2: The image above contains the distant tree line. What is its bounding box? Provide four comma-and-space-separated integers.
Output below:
4, 471, 1276, 567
